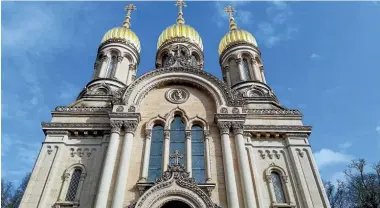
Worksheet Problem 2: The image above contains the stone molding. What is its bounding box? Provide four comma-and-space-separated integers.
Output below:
42, 122, 110, 129
54, 106, 112, 113
243, 109, 301, 116
244, 125, 312, 134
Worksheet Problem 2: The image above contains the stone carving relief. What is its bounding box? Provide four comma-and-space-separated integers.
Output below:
165, 88, 189, 104
70, 148, 96, 158
123, 120, 139, 133
232, 107, 240, 114
296, 148, 305, 158
258, 149, 281, 160
219, 107, 228, 114
116, 106, 124, 112
111, 87, 127, 105
133, 162, 221, 208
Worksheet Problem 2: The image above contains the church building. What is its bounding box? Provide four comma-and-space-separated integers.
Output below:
20, 1, 331, 208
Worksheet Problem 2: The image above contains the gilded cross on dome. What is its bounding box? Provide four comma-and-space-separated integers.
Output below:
175, 0, 187, 24
123, 3, 137, 28
224, 5, 237, 31
169, 150, 184, 165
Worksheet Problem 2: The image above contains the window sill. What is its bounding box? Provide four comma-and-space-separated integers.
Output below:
53, 201, 80, 208
136, 182, 216, 196
272, 203, 296, 208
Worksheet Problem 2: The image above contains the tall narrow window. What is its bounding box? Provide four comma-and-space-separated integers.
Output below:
169, 116, 185, 164
191, 125, 205, 183
243, 58, 251, 80
106, 55, 117, 78
65, 169, 82, 201
162, 54, 169, 67
271, 172, 286, 203
190, 55, 197, 67
148, 125, 164, 182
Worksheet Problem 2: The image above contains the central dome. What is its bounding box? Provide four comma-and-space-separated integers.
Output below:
157, 23, 203, 51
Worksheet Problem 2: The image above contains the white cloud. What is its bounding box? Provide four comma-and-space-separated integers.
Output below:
338, 142, 352, 150
310, 53, 321, 59
330, 171, 346, 184
314, 148, 353, 168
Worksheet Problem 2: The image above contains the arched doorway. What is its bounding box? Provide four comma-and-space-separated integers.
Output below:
161, 201, 191, 208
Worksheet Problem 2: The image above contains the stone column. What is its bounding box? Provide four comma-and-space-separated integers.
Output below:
250, 57, 262, 82
260, 68, 267, 84
99, 56, 110, 78
232, 122, 256, 208
217, 122, 239, 208
204, 130, 212, 182
224, 65, 232, 87
162, 131, 170, 172
126, 64, 136, 85
140, 129, 152, 182
185, 131, 192, 176
236, 58, 246, 81
94, 120, 123, 208
58, 173, 71, 201
112, 120, 138, 208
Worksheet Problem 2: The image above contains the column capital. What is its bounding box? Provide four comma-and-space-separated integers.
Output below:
232, 121, 244, 135
145, 129, 152, 139
185, 131, 191, 140
203, 130, 210, 138
123, 120, 138, 134
117, 56, 124, 63
164, 131, 170, 139
217, 121, 231, 135
235, 58, 242, 64
110, 120, 123, 134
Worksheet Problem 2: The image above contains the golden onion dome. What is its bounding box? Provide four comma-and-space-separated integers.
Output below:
157, 23, 203, 50
218, 29, 257, 55
157, 0, 203, 51
101, 27, 141, 53
100, 3, 140, 53
218, 5, 258, 56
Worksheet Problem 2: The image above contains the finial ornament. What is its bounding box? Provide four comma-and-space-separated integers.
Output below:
123, 3, 137, 28
224, 5, 237, 31
175, 0, 187, 24
169, 150, 184, 165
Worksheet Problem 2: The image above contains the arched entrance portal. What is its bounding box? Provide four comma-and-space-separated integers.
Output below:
161, 201, 191, 208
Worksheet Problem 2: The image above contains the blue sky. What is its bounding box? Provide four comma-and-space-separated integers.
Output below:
2, 1, 380, 185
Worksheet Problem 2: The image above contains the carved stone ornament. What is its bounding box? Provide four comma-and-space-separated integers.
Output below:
116, 106, 124, 112
123, 120, 139, 133
165, 88, 189, 104
217, 121, 231, 135
133, 163, 221, 208
128, 105, 136, 112
110, 120, 123, 134
219, 107, 228, 114
232, 122, 244, 135
111, 87, 127, 105
232, 107, 240, 114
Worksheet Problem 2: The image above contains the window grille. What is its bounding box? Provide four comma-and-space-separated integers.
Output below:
169, 116, 185, 165
191, 125, 205, 183
271, 172, 286, 203
65, 169, 82, 201
243, 58, 251, 80
148, 125, 164, 182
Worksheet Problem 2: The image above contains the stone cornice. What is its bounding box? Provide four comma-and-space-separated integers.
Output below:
42, 122, 110, 130
109, 112, 141, 121
54, 106, 112, 113
243, 109, 302, 116
244, 125, 312, 134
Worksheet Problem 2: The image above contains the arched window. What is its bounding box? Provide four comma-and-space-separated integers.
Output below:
162, 54, 169, 67
106, 55, 117, 78
191, 125, 205, 183
190, 55, 197, 67
271, 172, 286, 203
243, 58, 251, 80
148, 125, 164, 182
169, 116, 185, 164
65, 169, 82, 201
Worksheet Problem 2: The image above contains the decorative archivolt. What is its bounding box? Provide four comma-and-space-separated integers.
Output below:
121, 67, 245, 110
145, 107, 209, 131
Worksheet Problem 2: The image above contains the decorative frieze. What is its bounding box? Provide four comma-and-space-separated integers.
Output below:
242, 109, 301, 115
258, 149, 282, 160
54, 106, 112, 113
244, 125, 312, 134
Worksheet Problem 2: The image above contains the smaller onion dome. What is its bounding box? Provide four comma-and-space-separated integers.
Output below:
100, 4, 141, 53
157, 0, 203, 51
218, 5, 258, 55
